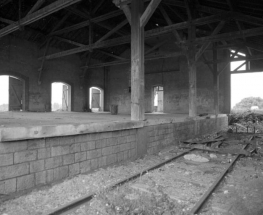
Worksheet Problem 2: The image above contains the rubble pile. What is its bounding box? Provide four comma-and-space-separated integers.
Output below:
228, 110, 263, 133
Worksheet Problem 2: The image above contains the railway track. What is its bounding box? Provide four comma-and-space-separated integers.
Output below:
47, 135, 257, 215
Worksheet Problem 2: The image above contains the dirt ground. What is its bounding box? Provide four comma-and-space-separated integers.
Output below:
0, 132, 262, 215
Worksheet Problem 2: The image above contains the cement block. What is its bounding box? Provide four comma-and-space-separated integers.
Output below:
118, 136, 127, 144
17, 174, 35, 191
107, 137, 118, 146
80, 141, 95, 151
123, 150, 128, 160
121, 130, 129, 136
53, 166, 68, 181
0, 141, 27, 154
45, 156, 62, 169
59, 136, 75, 145
102, 146, 113, 156
45, 137, 60, 147
0, 163, 29, 180
27, 139, 45, 149
14, 150, 37, 164
112, 145, 120, 153
129, 129, 136, 135
51, 146, 70, 157
86, 149, 101, 160
38, 148, 51, 159
95, 139, 107, 149
127, 135, 136, 142
80, 160, 91, 173
63, 154, 75, 165
35, 171, 46, 185
106, 154, 117, 165
90, 158, 98, 170
30, 160, 44, 173
75, 152, 86, 162
69, 163, 80, 177
0, 178, 16, 194
112, 130, 122, 137
0, 153, 13, 167
98, 156, 107, 168
117, 152, 124, 162
74, 134, 89, 143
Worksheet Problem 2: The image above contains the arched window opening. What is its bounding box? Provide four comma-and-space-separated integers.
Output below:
0, 75, 25, 111
153, 86, 163, 112
89, 87, 104, 112
51, 82, 71, 111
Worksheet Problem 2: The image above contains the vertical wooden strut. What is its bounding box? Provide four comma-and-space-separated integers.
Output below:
213, 43, 219, 115
188, 23, 197, 117
131, 0, 144, 120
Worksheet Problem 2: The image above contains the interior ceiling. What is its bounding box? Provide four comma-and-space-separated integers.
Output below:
0, 0, 263, 63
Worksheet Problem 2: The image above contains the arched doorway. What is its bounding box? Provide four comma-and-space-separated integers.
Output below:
89, 87, 104, 112
0, 75, 25, 111
51, 82, 71, 111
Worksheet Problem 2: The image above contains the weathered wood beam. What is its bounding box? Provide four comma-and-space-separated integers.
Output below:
95, 19, 128, 44
195, 20, 225, 61
205, 54, 263, 64
145, 40, 167, 55
54, 36, 85, 47
97, 50, 127, 60
113, 0, 132, 25
83, 52, 183, 68
92, 0, 104, 14
43, 13, 232, 59
66, 7, 89, 19
131, 0, 144, 120
0, 0, 81, 38
140, 0, 162, 27
38, 39, 51, 85
27, 0, 45, 15
213, 43, 219, 115
230, 69, 263, 74
51, 10, 123, 35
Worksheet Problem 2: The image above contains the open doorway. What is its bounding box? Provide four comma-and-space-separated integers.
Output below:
89, 87, 104, 112
0, 75, 25, 111
231, 50, 263, 111
51, 82, 71, 111
153, 86, 163, 112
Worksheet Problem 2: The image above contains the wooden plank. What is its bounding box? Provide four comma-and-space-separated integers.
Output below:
140, 0, 162, 27
51, 10, 123, 35
131, 0, 145, 120
0, 0, 81, 38
27, 0, 45, 15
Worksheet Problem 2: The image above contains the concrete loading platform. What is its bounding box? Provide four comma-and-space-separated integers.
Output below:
0, 111, 227, 195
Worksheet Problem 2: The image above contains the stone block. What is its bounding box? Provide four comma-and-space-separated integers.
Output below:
14, 150, 37, 164
51, 146, 70, 157
117, 152, 124, 162
59, 136, 75, 145
98, 156, 107, 168
121, 130, 129, 136
106, 154, 117, 165
74, 134, 89, 143
69, 143, 81, 153
102, 146, 113, 156
27, 139, 45, 149
0, 178, 16, 194
35, 171, 46, 185
46, 169, 54, 183
53, 166, 68, 181
45, 156, 62, 169
63, 154, 75, 165
129, 129, 136, 135
86, 149, 101, 160
107, 137, 118, 146
80, 160, 91, 173
80, 141, 95, 151
90, 158, 98, 170
118, 136, 127, 144
112, 145, 120, 153
69, 163, 80, 177
0, 153, 13, 167
112, 131, 122, 137
127, 135, 136, 142
30, 160, 44, 173
75, 152, 86, 162
17, 174, 35, 191
130, 141, 136, 149
0, 141, 27, 154
0, 163, 29, 180
45, 137, 60, 147
95, 139, 107, 149
123, 150, 128, 160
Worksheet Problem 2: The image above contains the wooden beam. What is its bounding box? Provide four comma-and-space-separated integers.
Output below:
145, 40, 167, 55
38, 39, 51, 85
66, 7, 89, 20
54, 36, 85, 47
231, 69, 263, 74
92, 0, 104, 14
97, 50, 127, 60
213, 43, 219, 115
195, 20, 225, 61
205, 54, 263, 64
0, 0, 81, 38
27, 0, 45, 15
131, 0, 144, 120
51, 10, 123, 35
232, 61, 246, 72
140, 0, 162, 27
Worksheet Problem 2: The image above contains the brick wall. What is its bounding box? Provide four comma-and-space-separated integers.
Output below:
0, 116, 227, 195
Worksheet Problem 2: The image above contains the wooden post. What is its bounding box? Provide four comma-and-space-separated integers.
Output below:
213, 43, 219, 115
131, 0, 144, 120
188, 23, 197, 117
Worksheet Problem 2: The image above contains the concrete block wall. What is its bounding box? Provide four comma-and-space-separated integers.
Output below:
0, 116, 227, 195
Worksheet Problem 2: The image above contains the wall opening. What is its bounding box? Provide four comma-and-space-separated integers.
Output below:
89, 87, 104, 112
153, 86, 163, 112
51, 82, 71, 111
230, 51, 263, 111
0, 75, 25, 111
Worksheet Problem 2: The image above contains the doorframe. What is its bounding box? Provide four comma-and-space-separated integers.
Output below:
89, 86, 104, 111
51, 82, 72, 112
152, 85, 164, 113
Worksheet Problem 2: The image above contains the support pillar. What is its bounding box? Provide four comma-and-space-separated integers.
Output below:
131, 0, 144, 120
213, 43, 219, 115
187, 24, 197, 117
